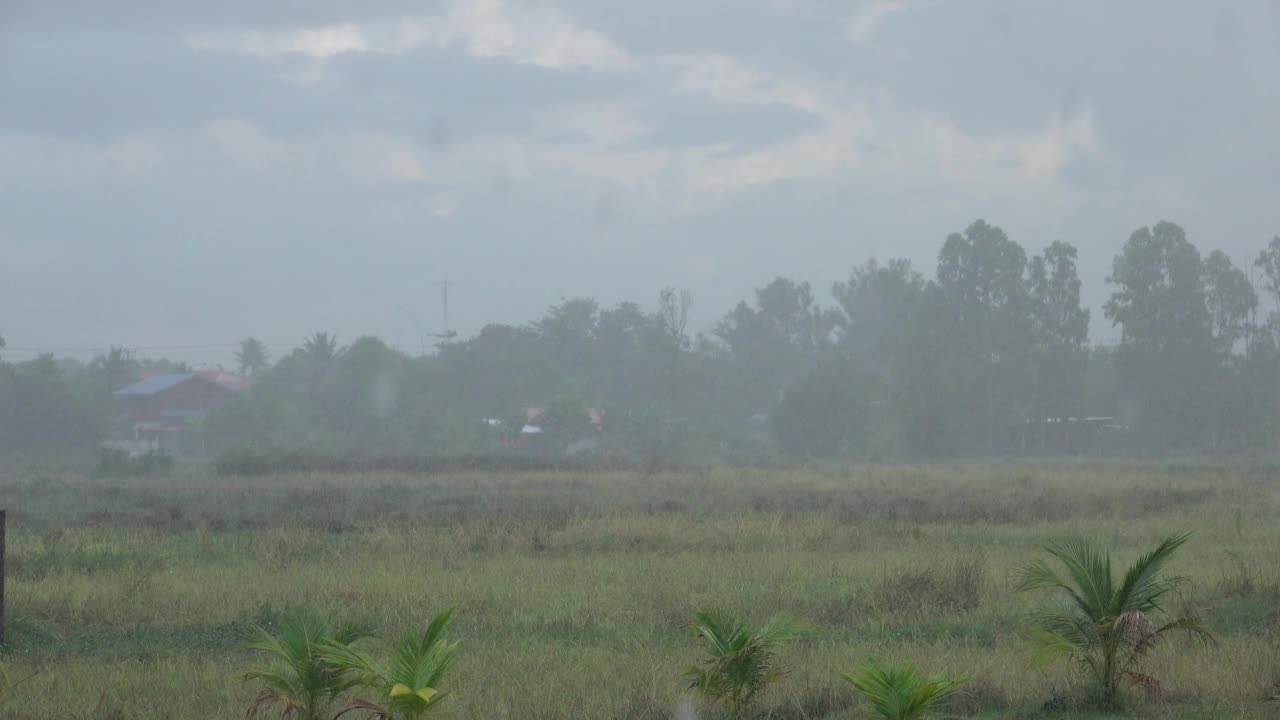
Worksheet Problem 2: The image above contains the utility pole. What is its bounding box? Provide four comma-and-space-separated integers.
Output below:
442, 272, 451, 338
398, 306, 427, 356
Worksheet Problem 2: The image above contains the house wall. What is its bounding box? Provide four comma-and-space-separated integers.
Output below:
126, 379, 230, 422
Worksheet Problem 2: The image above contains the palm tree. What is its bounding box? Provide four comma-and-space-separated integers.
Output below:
88, 346, 138, 392
301, 333, 342, 364
1012, 532, 1214, 706
841, 658, 965, 720
236, 337, 271, 376
318, 609, 460, 720
241, 606, 371, 720
685, 609, 807, 717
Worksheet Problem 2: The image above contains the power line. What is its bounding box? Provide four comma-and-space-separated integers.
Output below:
4, 342, 245, 353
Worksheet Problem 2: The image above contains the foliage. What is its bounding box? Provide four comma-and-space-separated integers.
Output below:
685, 609, 807, 716
1012, 532, 1215, 706
840, 658, 966, 720
12, 216, 1280, 462
92, 446, 174, 477
715, 277, 838, 417
212, 450, 635, 476
771, 361, 870, 459
318, 609, 460, 720
240, 606, 371, 720
237, 337, 271, 376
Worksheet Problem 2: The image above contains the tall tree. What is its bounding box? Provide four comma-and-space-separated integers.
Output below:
832, 259, 944, 457
715, 277, 836, 414
235, 337, 270, 377
1252, 235, 1280, 309
1201, 250, 1259, 449
1251, 236, 1280, 448
1201, 251, 1256, 358
85, 347, 140, 439
936, 220, 1034, 451
300, 333, 342, 364
1104, 222, 1214, 448
1027, 241, 1090, 445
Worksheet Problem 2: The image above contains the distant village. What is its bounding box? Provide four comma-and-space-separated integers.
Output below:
109, 370, 618, 457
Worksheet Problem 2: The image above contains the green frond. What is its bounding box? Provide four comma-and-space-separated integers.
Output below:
841, 658, 966, 720
241, 670, 300, 694
322, 609, 458, 719
1018, 533, 1210, 707
1144, 615, 1216, 651
332, 621, 376, 647
241, 629, 293, 662
686, 608, 803, 712
1113, 532, 1192, 614
316, 641, 382, 685
240, 606, 369, 720
1025, 629, 1081, 666
1011, 559, 1068, 593
1042, 539, 1113, 620
756, 615, 809, 647
690, 609, 746, 656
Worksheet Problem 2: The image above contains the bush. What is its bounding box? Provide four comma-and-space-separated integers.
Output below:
685, 609, 808, 717
872, 557, 985, 615
213, 450, 652, 476
93, 447, 174, 477
1012, 532, 1214, 707
841, 658, 966, 720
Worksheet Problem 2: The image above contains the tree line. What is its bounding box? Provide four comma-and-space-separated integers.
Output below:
4, 219, 1279, 461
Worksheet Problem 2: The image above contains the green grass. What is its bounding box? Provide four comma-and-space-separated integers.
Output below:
0, 462, 1278, 718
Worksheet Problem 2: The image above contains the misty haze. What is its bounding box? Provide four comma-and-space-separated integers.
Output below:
1, 2, 1279, 719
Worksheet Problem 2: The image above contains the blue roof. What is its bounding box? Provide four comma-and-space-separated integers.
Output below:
113, 373, 198, 396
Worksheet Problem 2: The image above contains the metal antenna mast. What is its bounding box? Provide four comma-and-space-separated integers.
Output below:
428, 271, 458, 343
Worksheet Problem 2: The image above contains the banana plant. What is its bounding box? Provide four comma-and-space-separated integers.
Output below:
241, 606, 372, 720
318, 608, 460, 720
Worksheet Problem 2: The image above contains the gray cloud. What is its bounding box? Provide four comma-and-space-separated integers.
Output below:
2, 0, 1278, 362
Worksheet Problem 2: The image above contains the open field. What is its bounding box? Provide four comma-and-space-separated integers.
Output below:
0, 462, 1278, 719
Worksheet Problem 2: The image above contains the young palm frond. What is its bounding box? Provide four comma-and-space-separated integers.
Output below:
240, 606, 371, 720
684, 608, 808, 716
318, 608, 460, 720
840, 658, 966, 720
1012, 532, 1214, 707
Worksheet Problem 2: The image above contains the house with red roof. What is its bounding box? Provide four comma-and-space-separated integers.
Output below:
112, 372, 242, 453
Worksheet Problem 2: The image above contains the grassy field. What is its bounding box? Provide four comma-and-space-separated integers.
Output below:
0, 461, 1277, 719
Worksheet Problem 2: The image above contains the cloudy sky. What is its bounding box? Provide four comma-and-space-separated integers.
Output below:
2, 0, 1279, 364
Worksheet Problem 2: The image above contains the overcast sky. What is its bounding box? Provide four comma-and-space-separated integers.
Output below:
2, 0, 1279, 365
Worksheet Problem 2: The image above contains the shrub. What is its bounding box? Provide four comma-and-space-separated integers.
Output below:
1012, 532, 1215, 707
685, 609, 807, 717
873, 556, 985, 615
841, 658, 966, 720
241, 606, 371, 720
318, 608, 460, 720
213, 450, 643, 476
93, 447, 174, 477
